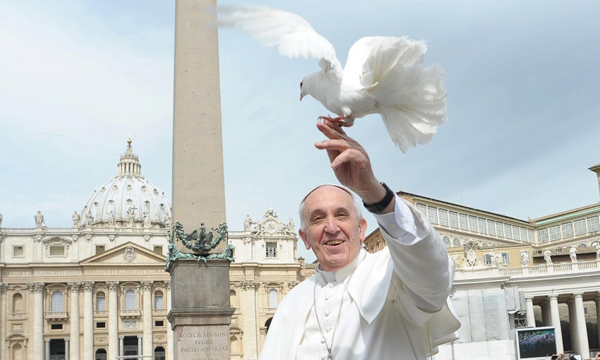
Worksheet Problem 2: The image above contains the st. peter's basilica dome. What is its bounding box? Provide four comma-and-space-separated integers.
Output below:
76, 139, 171, 229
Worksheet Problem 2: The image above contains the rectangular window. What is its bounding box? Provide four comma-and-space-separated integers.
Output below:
438, 209, 449, 227
496, 222, 505, 238
449, 212, 459, 229
153, 246, 163, 255
520, 227, 528, 242
512, 226, 520, 241
266, 243, 277, 258
13, 246, 24, 257
504, 224, 513, 240
469, 216, 478, 233
482, 254, 492, 265
51, 324, 63, 330
427, 206, 438, 225
49, 246, 65, 256
487, 220, 496, 236
561, 222, 574, 238
96, 322, 106, 329
155, 320, 164, 327
528, 229, 535, 243
416, 203, 427, 216
574, 219, 586, 235
459, 214, 469, 231
501, 253, 510, 264
587, 216, 600, 233
95, 245, 106, 255
478, 218, 487, 234
538, 228, 549, 243
549, 225, 561, 241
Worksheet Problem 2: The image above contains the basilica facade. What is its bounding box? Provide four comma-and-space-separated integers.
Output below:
0, 141, 302, 360
365, 165, 600, 360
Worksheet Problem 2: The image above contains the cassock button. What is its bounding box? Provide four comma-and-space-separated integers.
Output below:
328, 283, 334, 288
325, 295, 331, 300
321, 354, 327, 360
321, 338, 326, 344
325, 311, 331, 317
326, 327, 332, 332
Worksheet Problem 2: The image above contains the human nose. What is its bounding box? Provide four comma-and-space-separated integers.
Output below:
323, 217, 339, 234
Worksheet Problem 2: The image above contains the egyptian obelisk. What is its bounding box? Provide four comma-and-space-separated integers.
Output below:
168, 0, 234, 359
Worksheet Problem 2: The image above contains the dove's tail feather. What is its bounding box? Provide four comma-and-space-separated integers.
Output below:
375, 59, 447, 152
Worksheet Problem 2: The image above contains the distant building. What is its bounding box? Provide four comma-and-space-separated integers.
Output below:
365, 165, 600, 360
0, 141, 303, 360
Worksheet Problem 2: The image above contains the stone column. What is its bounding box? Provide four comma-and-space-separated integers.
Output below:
107, 281, 119, 360
242, 281, 259, 358
0, 283, 7, 358
68, 283, 80, 360
65, 338, 69, 360
573, 292, 589, 358
166, 281, 173, 360
45, 339, 50, 360
569, 299, 579, 353
596, 293, 600, 354
82, 282, 94, 360
28, 283, 45, 360
137, 335, 142, 356
142, 281, 153, 356
549, 295, 564, 353
525, 296, 536, 327
119, 336, 124, 357
169, 0, 234, 359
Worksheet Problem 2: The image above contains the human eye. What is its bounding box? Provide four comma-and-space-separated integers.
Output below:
309, 213, 325, 224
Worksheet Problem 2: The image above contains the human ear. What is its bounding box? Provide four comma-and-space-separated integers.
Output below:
299, 229, 311, 250
358, 218, 367, 244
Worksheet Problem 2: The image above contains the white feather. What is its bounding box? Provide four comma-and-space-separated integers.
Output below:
217, 6, 447, 153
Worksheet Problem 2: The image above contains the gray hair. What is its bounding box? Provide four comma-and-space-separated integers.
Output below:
298, 184, 363, 230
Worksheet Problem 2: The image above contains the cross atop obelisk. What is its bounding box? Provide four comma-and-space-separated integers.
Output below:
168, 0, 234, 359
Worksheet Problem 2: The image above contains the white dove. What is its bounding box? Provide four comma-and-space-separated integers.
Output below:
217, 6, 447, 153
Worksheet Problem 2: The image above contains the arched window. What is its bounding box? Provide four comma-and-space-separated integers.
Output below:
51, 291, 64, 312
96, 292, 106, 312
154, 291, 164, 310
442, 236, 450, 248
125, 290, 136, 310
95, 348, 107, 360
453, 238, 461, 247
12, 293, 23, 314
230, 290, 237, 308
268, 289, 278, 309
154, 346, 165, 360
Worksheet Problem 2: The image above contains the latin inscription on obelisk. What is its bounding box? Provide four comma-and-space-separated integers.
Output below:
177, 327, 230, 359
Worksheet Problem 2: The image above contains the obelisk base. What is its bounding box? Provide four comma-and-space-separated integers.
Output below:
168, 259, 234, 360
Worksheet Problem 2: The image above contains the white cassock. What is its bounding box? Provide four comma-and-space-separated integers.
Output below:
259, 196, 461, 360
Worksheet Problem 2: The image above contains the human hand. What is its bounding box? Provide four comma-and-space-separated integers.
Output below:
314, 119, 387, 205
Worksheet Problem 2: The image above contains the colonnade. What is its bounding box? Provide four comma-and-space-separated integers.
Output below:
525, 291, 600, 358
24, 280, 173, 359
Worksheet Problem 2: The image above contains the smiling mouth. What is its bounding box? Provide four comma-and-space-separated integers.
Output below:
325, 240, 344, 246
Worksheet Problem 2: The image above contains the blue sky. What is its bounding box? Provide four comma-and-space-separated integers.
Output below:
1, 0, 599, 261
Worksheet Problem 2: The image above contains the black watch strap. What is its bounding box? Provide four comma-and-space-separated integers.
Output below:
363, 182, 395, 213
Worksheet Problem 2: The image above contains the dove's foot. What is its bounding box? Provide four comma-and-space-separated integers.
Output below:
318, 115, 355, 127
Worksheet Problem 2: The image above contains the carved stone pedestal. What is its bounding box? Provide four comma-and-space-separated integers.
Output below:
168, 259, 234, 360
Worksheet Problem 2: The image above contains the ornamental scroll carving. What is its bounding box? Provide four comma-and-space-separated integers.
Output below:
241, 281, 260, 290
123, 245, 136, 263
106, 282, 119, 291
141, 281, 153, 291
27, 283, 44, 293
164, 281, 171, 290
68, 283, 81, 292
82, 282, 95, 292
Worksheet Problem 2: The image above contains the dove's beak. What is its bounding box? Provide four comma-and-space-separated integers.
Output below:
300, 94, 304, 101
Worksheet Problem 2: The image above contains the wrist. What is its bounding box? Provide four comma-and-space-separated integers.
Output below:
362, 182, 395, 214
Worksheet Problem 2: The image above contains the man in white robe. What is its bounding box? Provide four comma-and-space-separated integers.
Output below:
259, 120, 460, 360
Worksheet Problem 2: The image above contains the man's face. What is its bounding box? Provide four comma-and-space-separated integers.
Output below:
299, 186, 367, 272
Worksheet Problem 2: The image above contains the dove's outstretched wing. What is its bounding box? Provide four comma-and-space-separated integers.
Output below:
217, 6, 342, 80
343, 36, 447, 153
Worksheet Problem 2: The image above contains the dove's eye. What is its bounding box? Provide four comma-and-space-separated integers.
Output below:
300, 81, 303, 89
